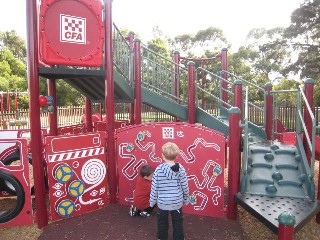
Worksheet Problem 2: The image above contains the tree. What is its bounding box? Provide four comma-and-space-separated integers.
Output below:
0, 30, 26, 63
283, 0, 320, 105
171, 27, 229, 56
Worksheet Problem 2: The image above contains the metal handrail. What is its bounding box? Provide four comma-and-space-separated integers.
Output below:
221, 70, 264, 92
113, 23, 132, 85
242, 86, 249, 180
140, 46, 189, 104
196, 85, 232, 109
298, 86, 316, 176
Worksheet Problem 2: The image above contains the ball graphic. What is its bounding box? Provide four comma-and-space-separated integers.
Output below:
56, 199, 75, 217
55, 165, 73, 183
68, 180, 85, 197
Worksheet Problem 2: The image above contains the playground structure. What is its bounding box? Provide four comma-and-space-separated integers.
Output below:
0, 0, 320, 239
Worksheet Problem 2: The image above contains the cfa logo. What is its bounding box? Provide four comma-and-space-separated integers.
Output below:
60, 14, 86, 44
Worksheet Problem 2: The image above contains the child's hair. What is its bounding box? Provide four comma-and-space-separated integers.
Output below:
140, 164, 154, 177
162, 142, 179, 161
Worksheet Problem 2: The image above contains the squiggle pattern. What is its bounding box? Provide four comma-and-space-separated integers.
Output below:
179, 138, 220, 164
192, 191, 208, 211
119, 143, 147, 180
135, 131, 162, 163
211, 186, 221, 206
188, 160, 222, 190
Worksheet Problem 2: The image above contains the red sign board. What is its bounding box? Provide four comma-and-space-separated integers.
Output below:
39, 0, 104, 66
116, 122, 226, 218
45, 132, 108, 221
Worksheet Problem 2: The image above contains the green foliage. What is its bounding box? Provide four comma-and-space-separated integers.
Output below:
172, 26, 230, 56
0, 30, 26, 63
147, 38, 170, 59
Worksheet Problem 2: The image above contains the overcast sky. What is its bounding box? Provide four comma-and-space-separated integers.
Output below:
0, 0, 302, 51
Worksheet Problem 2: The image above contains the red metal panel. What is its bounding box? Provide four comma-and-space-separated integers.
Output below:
44, 132, 108, 221
57, 124, 86, 136
39, 0, 104, 66
0, 139, 33, 226
94, 120, 129, 132
116, 122, 225, 218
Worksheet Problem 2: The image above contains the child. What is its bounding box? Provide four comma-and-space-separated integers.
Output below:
150, 142, 189, 240
129, 164, 154, 217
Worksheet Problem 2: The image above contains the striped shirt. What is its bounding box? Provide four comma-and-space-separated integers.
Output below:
150, 162, 189, 211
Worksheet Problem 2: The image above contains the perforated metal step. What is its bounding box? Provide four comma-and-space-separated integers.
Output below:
234, 193, 320, 233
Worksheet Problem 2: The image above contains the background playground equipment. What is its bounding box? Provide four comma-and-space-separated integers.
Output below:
0, 91, 28, 130
0, 0, 319, 239
39, 95, 54, 113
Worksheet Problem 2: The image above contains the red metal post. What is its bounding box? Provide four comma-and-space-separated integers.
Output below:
227, 107, 241, 220
85, 97, 93, 132
134, 39, 142, 125
14, 92, 19, 111
173, 50, 180, 122
221, 48, 228, 107
26, 0, 48, 228
99, 103, 103, 121
48, 79, 58, 135
278, 212, 295, 240
104, 0, 117, 203
7, 90, 10, 112
0, 93, 3, 113
265, 83, 273, 140
173, 50, 180, 100
303, 78, 314, 166
233, 80, 243, 116
201, 61, 205, 109
127, 31, 135, 125
187, 61, 196, 124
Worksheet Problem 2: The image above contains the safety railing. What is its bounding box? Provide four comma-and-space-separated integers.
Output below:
195, 67, 232, 116
221, 70, 266, 127
271, 89, 299, 139
241, 86, 250, 181
297, 86, 317, 175
113, 24, 132, 86
271, 87, 317, 176
141, 46, 188, 104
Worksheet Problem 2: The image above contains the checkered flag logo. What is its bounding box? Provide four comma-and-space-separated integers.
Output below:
162, 127, 174, 139
60, 14, 86, 44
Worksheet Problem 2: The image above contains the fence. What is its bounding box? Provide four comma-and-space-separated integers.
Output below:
0, 105, 319, 135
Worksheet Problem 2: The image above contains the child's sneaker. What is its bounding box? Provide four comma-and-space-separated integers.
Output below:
129, 205, 138, 216
140, 211, 150, 218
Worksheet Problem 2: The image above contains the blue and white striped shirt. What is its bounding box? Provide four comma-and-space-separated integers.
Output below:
150, 162, 189, 210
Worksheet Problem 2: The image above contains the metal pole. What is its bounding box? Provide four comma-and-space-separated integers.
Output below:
105, 0, 117, 203
187, 61, 195, 124
265, 83, 273, 140
303, 78, 314, 166
227, 107, 241, 220
48, 79, 58, 135
127, 31, 135, 125
85, 97, 93, 132
134, 39, 142, 125
221, 48, 228, 107
26, 0, 48, 228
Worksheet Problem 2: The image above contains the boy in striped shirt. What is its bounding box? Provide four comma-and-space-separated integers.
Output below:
150, 142, 189, 240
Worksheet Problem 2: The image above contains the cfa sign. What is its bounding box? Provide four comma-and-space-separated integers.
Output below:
60, 14, 86, 45
39, 0, 103, 66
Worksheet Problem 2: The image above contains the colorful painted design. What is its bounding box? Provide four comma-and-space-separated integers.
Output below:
55, 165, 73, 183
189, 195, 197, 205
68, 180, 85, 197
136, 131, 145, 141
126, 143, 134, 152
56, 199, 75, 217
